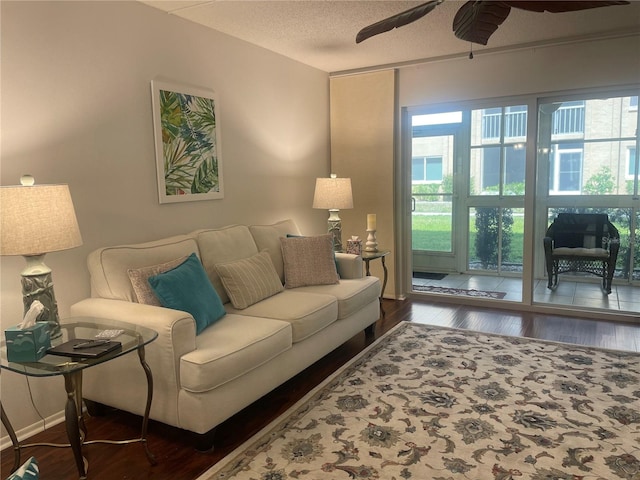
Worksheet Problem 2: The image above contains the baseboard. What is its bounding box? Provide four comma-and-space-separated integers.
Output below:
382, 293, 405, 301
1, 409, 66, 451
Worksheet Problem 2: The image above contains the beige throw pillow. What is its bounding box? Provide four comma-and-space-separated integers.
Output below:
280, 234, 339, 289
127, 255, 190, 305
215, 251, 284, 309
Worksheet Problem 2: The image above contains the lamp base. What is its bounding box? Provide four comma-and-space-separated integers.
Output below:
21, 270, 62, 339
327, 209, 343, 252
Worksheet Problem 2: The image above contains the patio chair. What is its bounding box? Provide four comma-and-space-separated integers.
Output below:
543, 213, 620, 294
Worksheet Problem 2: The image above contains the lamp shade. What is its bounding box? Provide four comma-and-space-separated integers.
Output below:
312, 175, 353, 210
1, 183, 83, 256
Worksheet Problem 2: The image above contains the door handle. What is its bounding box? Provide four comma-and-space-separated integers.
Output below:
411, 197, 416, 212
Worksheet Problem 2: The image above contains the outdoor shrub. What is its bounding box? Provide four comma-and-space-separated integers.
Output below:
475, 207, 513, 269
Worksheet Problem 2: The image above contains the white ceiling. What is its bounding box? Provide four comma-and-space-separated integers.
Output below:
141, 1, 640, 73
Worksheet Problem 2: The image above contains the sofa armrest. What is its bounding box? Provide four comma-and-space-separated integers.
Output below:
70, 298, 197, 390
335, 253, 363, 279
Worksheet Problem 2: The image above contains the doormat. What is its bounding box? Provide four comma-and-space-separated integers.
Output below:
413, 284, 507, 299
413, 271, 447, 280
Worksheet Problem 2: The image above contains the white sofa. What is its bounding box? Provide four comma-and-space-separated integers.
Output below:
70, 219, 380, 446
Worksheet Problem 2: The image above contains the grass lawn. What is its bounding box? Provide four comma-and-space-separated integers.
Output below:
413, 212, 524, 263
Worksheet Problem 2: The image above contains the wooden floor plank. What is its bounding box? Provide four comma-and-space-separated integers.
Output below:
2, 298, 639, 479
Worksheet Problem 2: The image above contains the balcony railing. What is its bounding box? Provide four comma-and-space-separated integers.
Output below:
482, 103, 585, 140
552, 104, 585, 135
482, 111, 527, 140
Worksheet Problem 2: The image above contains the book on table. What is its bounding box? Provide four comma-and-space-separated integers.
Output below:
47, 339, 122, 358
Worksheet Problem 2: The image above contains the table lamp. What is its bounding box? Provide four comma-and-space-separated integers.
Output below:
312, 174, 353, 251
0, 175, 83, 338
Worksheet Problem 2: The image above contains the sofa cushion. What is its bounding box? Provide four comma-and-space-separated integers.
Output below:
180, 314, 292, 392
293, 276, 381, 320
195, 225, 259, 304
552, 247, 609, 258
280, 234, 339, 288
215, 251, 284, 309
149, 253, 226, 335
87, 235, 198, 301
127, 254, 190, 305
249, 219, 301, 283
224, 290, 338, 343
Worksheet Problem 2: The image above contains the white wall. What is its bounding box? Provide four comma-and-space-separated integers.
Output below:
330, 71, 396, 297
1, 0, 330, 438
399, 35, 640, 106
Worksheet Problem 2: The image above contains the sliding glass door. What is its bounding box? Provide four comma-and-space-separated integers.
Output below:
403, 88, 639, 314
407, 104, 528, 302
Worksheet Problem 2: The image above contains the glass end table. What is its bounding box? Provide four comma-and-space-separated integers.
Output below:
1, 317, 158, 479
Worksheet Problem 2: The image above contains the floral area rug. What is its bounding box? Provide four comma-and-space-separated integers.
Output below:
199, 322, 640, 480
412, 285, 507, 299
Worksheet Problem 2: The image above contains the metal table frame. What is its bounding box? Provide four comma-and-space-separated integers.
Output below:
1, 317, 158, 479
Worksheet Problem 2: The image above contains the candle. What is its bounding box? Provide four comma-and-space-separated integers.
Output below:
367, 214, 376, 231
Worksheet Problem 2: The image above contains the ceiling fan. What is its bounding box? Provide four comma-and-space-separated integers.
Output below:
356, 1, 630, 46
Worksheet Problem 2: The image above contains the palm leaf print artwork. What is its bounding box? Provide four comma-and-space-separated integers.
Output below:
152, 81, 223, 203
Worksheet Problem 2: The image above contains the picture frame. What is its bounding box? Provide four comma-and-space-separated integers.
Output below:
151, 80, 223, 203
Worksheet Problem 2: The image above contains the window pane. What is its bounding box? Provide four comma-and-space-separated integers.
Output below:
503, 208, 524, 271
471, 105, 527, 196
542, 95, 638, 196
504, 145, 526, 195
474, 105, 527, 145
468, 207, 520, 272
480, 146, 500, 193
412, 195, 452, 252
412, 111, 462, 127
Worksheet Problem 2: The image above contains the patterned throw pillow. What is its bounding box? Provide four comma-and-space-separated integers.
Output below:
127, 255, 190, 305
6, 456, 39, 480
215, 251, 284, 309
148, 253, 226, 335
280, 234, 339, 289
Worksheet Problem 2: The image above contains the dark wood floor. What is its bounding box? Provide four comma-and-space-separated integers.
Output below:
2, 298, 639, 479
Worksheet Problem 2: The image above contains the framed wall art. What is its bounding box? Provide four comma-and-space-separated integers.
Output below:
151, 80, 223, 203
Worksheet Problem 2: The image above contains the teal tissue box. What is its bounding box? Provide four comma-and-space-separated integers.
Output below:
5, 323, 51, 362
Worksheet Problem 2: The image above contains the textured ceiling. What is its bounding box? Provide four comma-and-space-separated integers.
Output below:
140, 1, 640, 73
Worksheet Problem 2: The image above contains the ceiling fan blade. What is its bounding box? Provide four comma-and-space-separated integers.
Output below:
502, 1, 629, 13
453, 1, 512, 46
356, 0, 443, 44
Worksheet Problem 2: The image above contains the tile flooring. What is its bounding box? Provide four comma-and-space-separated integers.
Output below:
412, 273, 640, 314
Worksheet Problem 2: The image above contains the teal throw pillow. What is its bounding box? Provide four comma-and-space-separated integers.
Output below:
148, 253, 226, 335
7, 456, 39, 480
